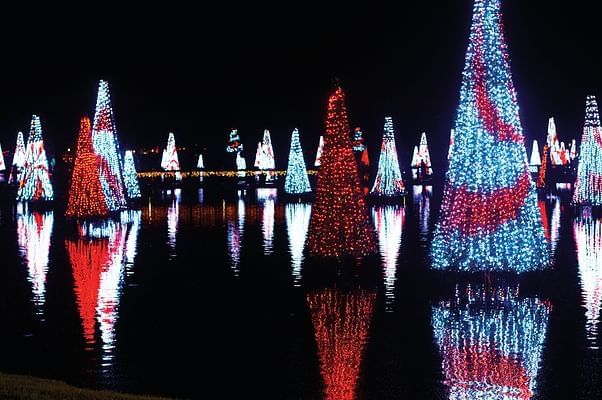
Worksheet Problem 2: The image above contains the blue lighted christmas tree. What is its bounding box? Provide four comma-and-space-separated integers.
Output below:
16, 115, 54, 202
573, 96, 602, 206
123, 150, 141, 200
284, 128, 311, 194
370, 117, 405, 196
430, 0, 548, 272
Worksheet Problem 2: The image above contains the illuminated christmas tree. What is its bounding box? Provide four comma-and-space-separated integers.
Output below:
307, 85, 376, 257
66, 116, 111, 218
160, 149, 168, 169
432, 283, 550, 399
17, 115, 54, 202
197, 153, 205, 183
570, 139, 578, 161
307, 289, 376, 400
537, 144, 550, 189
411, 146, 420, 179
284, 128, 311, 194
529, 140, 541, 173
91, 80, 127, 211
226, 129, 243, 153
352, 127, 370, 189
315, 135, 324, 167
448, 129, 455, 161
123, 150, 141, 199
260, 129, 275, 170
573, 95, 602, 205
370, 117, 405, 196
254, 142, 263, 168
412, 132, 433, 179
430, 0, 549, 272
162, 132, 180, 172
8, 131, 26, 184
0, 143, 5, 172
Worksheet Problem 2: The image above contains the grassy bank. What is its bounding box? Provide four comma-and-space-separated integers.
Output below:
0, 373, 173, 400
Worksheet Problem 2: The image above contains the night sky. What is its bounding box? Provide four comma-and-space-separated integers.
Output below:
1, 1, 600, 171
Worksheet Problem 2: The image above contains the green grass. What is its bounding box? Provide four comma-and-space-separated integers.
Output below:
0, 373, 174, 400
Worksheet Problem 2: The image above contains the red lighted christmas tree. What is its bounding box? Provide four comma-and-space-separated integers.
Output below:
307, 85, 376, 257
66, 117, 110, 218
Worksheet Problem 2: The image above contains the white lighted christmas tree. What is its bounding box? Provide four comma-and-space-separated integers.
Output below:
411, 132, 433, 180
197, 153, 204, 169
573, 95, 602, 205
370, 117, 405, 196
529, 140, 541, 173
91, 80, 128, 211
314, 135, 324, 167
254, 142, 263, 168
16, 116, 54, 202
123, 151, 141, 199
0, 143, 5, 172
284, 128, 311, 194
9, 131, 26, 184
162, 132, 181, 181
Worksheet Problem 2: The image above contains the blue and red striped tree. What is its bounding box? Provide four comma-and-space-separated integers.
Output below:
430, 0, 549, 272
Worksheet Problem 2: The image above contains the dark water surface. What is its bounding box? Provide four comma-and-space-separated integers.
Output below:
0, 184, 600, 399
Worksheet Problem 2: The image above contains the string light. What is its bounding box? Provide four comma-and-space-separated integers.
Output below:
370, 117, 405, 196
573, 96, 602, 205
16, 115, 54, 202
307, 85, 376, 257
284, 128, 312, 194
430, 0, 549, 272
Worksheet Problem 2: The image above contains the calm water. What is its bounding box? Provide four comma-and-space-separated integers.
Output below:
0, 183, 601, 399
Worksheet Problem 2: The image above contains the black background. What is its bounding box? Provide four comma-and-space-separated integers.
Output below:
1, 1, 600, 170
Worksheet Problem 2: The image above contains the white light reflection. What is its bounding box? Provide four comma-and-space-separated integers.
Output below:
167, 189, 181, 258
226, 193, 246, 277
285, 202, 311, 286
257, 188, 277, 255
432, 284, 551, 399
16, 207, 54, 318
97, 224, 127, 368
372, 205, 404, 311
574, 210, 602, 349
124, 210, 141, 276
413, 185, 431, 246
538, 196, 561, 258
